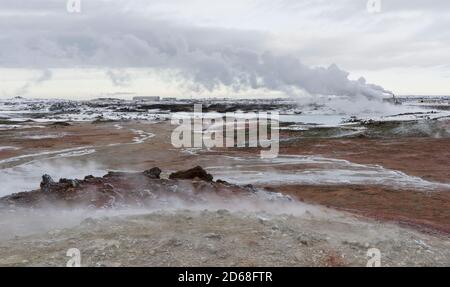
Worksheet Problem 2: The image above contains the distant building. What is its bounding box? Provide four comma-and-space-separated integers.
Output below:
133, 96, 160, 102
162, 97, 177, 101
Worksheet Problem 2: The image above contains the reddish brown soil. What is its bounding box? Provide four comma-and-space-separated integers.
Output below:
271, 134, 450, 235
1, 121, 449, 236
279, 135, 450, 183
267, 184, 450, 235
0, 123, 135, 161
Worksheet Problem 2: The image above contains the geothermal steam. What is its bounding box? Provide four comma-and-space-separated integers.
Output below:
3, 3, 391, 100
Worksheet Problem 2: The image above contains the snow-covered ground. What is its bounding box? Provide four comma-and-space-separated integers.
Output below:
1, 96, 449, 128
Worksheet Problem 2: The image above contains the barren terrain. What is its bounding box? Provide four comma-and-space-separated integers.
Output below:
0, 116, 449, 267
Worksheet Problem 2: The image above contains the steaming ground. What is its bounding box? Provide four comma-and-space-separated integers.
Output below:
1, 183, 414, 266
0, 101, 449, 266
1, 189, 450, 267
0, 190, 311, 240
2, 207, 450, 267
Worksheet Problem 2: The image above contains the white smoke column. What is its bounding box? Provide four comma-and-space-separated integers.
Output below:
177, 50, 392, 99
1, 3, 393, 102
13, 69, 52, 97
105, 69, 131, 87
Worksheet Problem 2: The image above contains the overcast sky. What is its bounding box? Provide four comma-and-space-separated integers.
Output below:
0, 0, 449, 99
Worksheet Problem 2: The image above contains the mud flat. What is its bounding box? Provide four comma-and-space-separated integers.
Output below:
273, 128, 450, 235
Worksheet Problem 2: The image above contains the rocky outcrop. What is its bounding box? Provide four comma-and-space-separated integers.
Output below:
49, 102, 80, 113
169, 166, 213, 182
0, 166, 248, 209
143, 167, 161, 179
40, 174, 55, 192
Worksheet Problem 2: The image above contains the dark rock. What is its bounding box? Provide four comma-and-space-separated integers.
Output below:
103, 183, 115, 190
40, 174, 55, 192
169, 166, 213, 182
0, 166, 252, 209
104, 171, 131, 178
49, 122, 71, 127
143, 167, 161, 179
244, 184, 257, 191
91, 116, 116, 124
49, 102, 78, 112
59, 178, 79, 188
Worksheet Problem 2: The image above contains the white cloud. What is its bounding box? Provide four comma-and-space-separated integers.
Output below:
0, 0, 449, 98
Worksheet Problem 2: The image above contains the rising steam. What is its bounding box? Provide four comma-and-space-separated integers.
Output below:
2, 2, 392, 100
13, 69, 52, 97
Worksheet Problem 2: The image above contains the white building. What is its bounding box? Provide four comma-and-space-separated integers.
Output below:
133, 96, 160, 102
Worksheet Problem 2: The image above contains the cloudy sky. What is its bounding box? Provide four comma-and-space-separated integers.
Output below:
0, 0, 449, 99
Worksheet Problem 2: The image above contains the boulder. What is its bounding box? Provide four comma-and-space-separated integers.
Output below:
169, 166, 213, 182
40, 174, 55, 192
59, 178, 80, 188
143, 167, 161, 179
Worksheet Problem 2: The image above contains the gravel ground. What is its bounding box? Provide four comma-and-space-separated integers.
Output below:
1, 209, 449, 267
